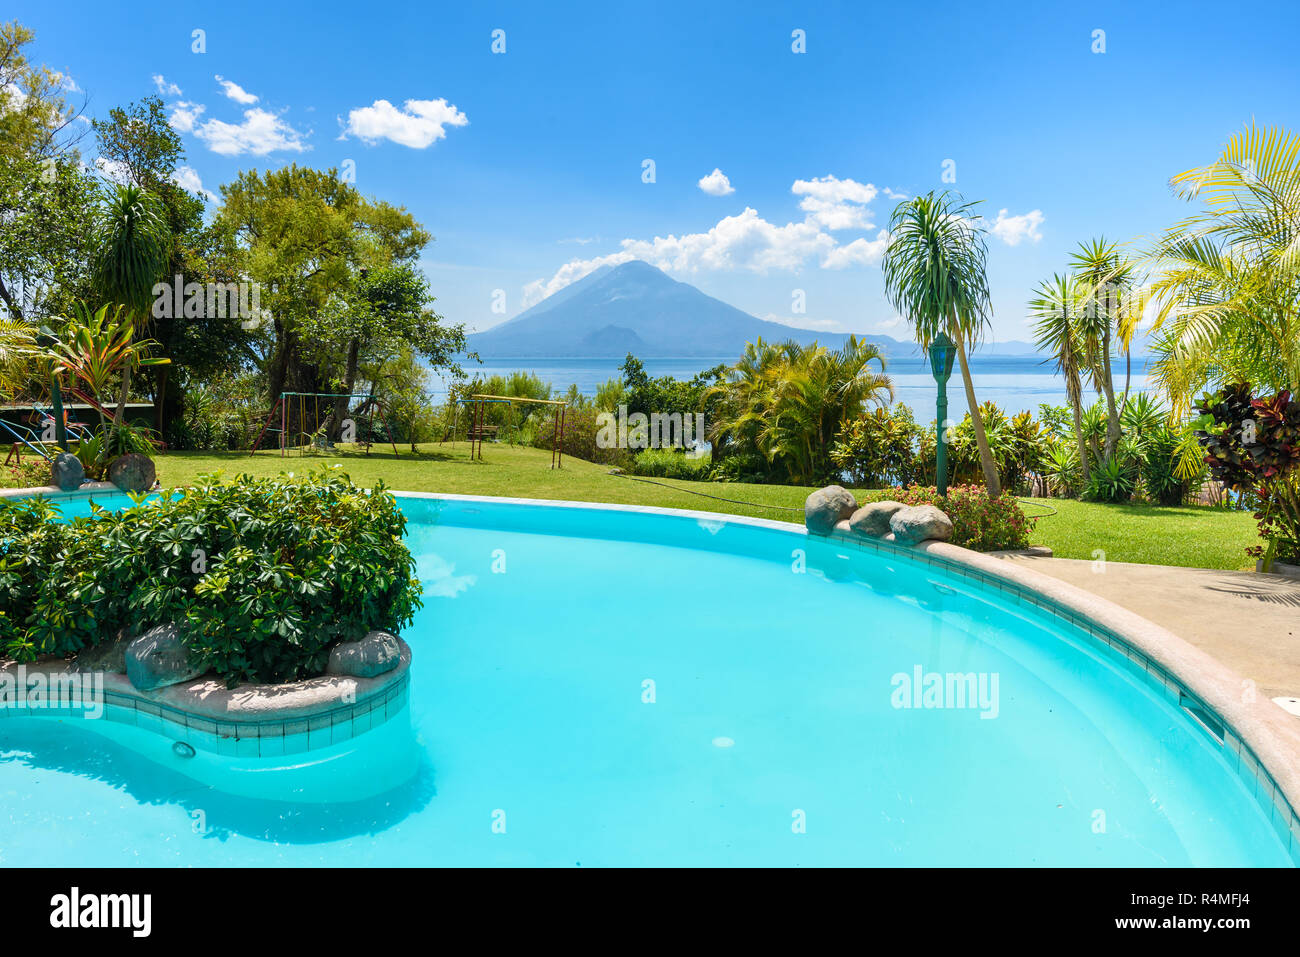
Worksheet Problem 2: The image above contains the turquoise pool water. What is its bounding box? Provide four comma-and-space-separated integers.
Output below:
0, 492, 1291, 866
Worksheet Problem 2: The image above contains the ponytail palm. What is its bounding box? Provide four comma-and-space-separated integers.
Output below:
882, 190, 1001, 496
91, 184, 171, 427
1029, 273, 1092, 483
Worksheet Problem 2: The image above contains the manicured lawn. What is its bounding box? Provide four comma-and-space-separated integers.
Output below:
154, 444, 1260, 570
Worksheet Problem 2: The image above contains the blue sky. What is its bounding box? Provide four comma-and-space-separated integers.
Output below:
16, 0, 1300, 347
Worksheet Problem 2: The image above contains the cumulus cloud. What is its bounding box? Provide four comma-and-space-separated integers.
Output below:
168, 101, 205, 133
698, 168, 734, 196
152, 74, 181, 97
821, 230, 891, 269
988, 208, 1045, 246
792, 175, 878, 229
340, 97, 468, 148
194, 108, 309, 156
171, 165, 218, 202
215, 75, 258, 105
522, 207, 836, 307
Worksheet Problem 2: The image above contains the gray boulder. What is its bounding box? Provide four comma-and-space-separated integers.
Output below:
848, 500, 906, 537
889, 505, 955, 545
804, 485, 858, 535
125, 623, 204, 690
50, 452, 85, 491
108, 452, 156, 494
327, 630, 402, 678
70, 627, 138, 674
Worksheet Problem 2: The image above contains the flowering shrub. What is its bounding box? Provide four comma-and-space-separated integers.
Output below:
0, 458, 51, 490
859, 484, 1034, 551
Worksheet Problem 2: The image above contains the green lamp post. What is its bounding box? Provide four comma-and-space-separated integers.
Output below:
35, 325, 68, 452
928, 332, 957, 496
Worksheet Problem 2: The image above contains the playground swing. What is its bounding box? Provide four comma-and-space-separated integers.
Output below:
461, 394, 568, 468
248, 391, 400, 457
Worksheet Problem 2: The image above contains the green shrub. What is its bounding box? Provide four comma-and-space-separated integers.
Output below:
628, 448, 713, 480
0, 468, 423, 686
859, 484, 1034, 551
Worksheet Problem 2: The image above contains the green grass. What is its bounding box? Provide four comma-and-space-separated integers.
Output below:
154, 443, 1260, 570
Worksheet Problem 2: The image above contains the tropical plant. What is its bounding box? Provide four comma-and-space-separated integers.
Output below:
1042, 443, 1080, 498
90, 183, 171, 429
830, 405, 925, 488
707, 336, 892, 485
1194, 383, 1300, 565
882, 190, 1001, 496
0, 469, 423, 685
1144, 125, 1300, 424
1085, 454, 1137, 503
1029, 273, 1093, 486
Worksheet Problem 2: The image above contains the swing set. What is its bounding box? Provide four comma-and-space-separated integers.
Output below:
453, 394, 568, 468
248, 391, 399, 457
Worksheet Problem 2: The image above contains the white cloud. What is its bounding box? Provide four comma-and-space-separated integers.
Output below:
56, 72, 80, 93
152, 74, 181, 97
168, 101, 205, 132
214, 75, 258, 105
883, 187, 908, 200
194, 108, 309, 156
821, 230, 891, 269
875, 315, 904, 331
792, 175, 878, 229
698, 168, 734, 196
340, 97, 468, 148
988, 208, 1045, 246
171, 165, 218, 202
523, 207, 836, 307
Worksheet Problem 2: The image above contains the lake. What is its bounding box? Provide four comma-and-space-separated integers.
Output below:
430, 355, 1151, 419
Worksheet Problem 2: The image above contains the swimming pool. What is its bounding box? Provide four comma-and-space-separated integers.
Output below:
0, 490, 1294, 866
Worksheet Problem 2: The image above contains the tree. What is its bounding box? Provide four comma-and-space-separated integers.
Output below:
90, 184, 171, 428
1029, 273, 1092, 484
1071, 238, 1136, 462
93, 95, 249, 436
1145, 124, 1300, 416
882, 191, 1001, 496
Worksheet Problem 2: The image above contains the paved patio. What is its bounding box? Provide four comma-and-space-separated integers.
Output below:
998, 555, 1300, 706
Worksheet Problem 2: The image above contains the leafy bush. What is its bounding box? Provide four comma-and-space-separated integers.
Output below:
1083, 454, 1137, 503
0, 469, 422, 685
628, 448, 713, 480
830, 406, 925, 488
532, 405, 630, 467
1195, 383, 1300, 565
0, 458, 51, 490
859, 484, 1034, 551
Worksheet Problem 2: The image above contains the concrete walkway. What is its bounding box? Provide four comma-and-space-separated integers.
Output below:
998, 555, 1300, 704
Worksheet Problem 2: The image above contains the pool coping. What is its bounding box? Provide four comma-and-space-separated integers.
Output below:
398, 490, 1300, 860
0, 641, 412, 758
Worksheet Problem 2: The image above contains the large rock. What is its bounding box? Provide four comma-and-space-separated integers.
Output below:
50, 452, 85, 491
889, 505, 954, 545
69, 627, 138, 674
108, 453, 156, 494
804, 485, 858, 535
125, 623, 204, 690
848, 500, 906, 537
327, 630, 401, 678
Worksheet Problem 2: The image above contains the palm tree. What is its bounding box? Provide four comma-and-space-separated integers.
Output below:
0, 315, 36, 398
882, 190, 1001, 496
707, 336, 891, 485
90, 183, 171, 430
1144, 123, 1300, 416
1071, 238, 1136, 462
1029, 273, 1092, 484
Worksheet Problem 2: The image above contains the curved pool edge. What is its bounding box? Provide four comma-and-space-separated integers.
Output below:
395, 489, 1300, 858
